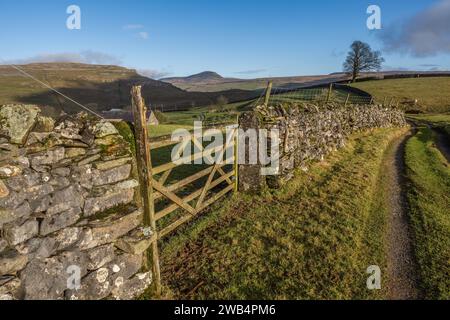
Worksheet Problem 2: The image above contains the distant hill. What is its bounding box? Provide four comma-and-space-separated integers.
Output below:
163, 71, 230, 83
162, 70, 450, 93
0, 63, 258, 117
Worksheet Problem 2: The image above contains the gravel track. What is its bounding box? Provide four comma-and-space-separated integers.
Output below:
385, 132, 422, 300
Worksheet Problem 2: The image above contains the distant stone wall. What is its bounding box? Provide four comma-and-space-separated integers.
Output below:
0, 105, 152, 300
239, 102, 407, 192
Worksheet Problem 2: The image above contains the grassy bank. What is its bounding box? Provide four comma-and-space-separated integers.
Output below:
351, 77, 450, 113
407, 114, 450, 136
144, 127, 408, 300
404, 127, 450, 299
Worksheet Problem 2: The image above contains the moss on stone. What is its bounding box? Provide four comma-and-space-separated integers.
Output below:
113, 122, 136, 156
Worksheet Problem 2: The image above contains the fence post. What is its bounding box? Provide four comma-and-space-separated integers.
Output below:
383, 97, 387, 106
264, 81, 273, 106
388, 98, 394, 107
326, 83, 333, 103
344, 93, 350, 107
130, 85, 161, 296
234, 114, 239, 193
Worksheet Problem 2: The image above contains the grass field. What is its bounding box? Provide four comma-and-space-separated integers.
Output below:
141, 127, 408, 300
351, 77, 450, 113
404, 127, 450, 299
148, 99, 254, 138
407, 114, 450, 136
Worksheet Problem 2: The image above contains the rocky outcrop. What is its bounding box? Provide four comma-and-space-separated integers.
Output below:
0, 105, 152, 300
239, 102, 407, 191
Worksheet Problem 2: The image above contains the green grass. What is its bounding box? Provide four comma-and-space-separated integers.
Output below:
148, 124, 193, 138
407, 114, 450, 136
351, 77, 450, 113
269, 88, 371, 105
404, 127, 450, 299
142, 127, 408, 300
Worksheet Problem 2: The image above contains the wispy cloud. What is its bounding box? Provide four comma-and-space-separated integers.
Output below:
138, 69, 172, 79
418, 64, 440, 68
382, 66, 411, 72
137, 31, 149, 40
379, 0, 450, 57
123, 24, 144, 30
234, 69, 267, 75
3, 51, 123, 65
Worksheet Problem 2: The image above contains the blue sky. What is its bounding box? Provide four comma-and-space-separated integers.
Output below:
0, 0, 449, 78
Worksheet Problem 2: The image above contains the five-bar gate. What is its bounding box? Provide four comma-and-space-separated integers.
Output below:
131, 86, 238, 295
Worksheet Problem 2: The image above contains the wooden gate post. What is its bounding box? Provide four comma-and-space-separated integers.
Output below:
131, 86, 161, 296
326, 83, 333, 102
344, 93, 350, 107
264, 81, 273, 106
234, 114, 239, 192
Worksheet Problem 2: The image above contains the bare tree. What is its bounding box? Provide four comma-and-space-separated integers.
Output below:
344, 41, 384, 82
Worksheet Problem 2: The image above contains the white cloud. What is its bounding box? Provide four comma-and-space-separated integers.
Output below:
379, 0, 450, 57
3, 51, 123, 66
137, 31, 149, 40
234, 69, 267, 75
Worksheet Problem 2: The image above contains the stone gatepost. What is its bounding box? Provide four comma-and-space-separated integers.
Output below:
237, 111, 266, 193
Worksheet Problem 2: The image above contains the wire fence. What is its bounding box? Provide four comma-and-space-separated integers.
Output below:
259, 83, 378, 107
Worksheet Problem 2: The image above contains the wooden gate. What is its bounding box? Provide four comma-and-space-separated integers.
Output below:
131, 86, 238, 295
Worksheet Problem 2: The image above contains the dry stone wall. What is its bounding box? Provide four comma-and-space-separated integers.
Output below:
0, 105, 152, 300
239, 102, 407, 192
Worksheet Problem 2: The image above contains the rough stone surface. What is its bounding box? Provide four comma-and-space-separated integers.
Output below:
0, 277, 22, 300
80, 210, 143, 249
0, 239, 7, 253
94, 157, 132, 171
111, 272, 152, 300
0, 105, 40, 144
4, 220, 39, 245
66, 268, 111, 300
0, 109, 146, 300
93, 121, 119, 138
47, 185, 84, 215
83, 188, 134, 217
239, 102, 407, 191
0, 249, 28, 276
86, 244, 116, 270
40, 207, 82, 236
30, 147, 65, 169
0, 180, 9, 198
0, 202, 31, 226
92, 164, 131, 186
34, 116, 55, 133
21, 251, 88, 300
115, 228, 154, 255
65, 148, 86, 158
0, 165, 22, 178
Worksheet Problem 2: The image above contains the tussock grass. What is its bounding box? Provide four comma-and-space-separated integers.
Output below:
404, 127, 450, 299
148, 128, 408, 300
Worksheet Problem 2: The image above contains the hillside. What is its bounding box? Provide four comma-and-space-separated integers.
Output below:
162, 72, 349, 92
0, 63, 258, 116
162, 71, 235, 83
350, 77, 450, 113
162, 70, 450, 93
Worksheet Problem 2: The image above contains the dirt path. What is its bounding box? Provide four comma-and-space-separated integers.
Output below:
385, 131, 422, 300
